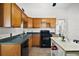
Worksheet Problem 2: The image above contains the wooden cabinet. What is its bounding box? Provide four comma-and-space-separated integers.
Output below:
41, 18, 56, 28
28, 36, 32, 54
49, 18, 56, 28
33, 18, 42, 28
27, 17, 33, 28
0, 4, 4, 27
4, 3, 11, 27
0, 3, 22, 27
0, 3, 11, 27
12, 4, 22, 27
0, 44, 21, 56
33, 18, 56, 28
22, 12, 28, 28
32, 34, 40, 47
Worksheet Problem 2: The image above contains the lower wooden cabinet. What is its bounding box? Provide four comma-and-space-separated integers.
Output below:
28, 36, 32, 54
0, 44, 21, 56
0, 36, 33, 56
32, 34, 40, 47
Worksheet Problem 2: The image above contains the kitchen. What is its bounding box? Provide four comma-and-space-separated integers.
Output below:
0, 3, 79, 56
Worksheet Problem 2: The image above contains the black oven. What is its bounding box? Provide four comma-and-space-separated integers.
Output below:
40, 30, 52, 48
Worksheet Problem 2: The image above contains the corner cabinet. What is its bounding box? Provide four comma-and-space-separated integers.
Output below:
0, 3, 22, 27
12, 4, 22, 27
22, 12, 28, 28
27, 17, 33, 28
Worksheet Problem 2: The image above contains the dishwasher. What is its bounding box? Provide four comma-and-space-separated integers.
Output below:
21, 39, 29, 56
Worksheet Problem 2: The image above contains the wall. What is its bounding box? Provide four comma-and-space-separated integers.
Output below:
0, 28, 23, 39
24, 28, 55, 33
67, 4, 79, 41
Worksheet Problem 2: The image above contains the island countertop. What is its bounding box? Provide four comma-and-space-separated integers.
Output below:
51, 37, 79, 51
0, 33, 32, 44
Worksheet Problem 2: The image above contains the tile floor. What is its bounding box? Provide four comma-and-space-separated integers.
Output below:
29, 47, 51, 56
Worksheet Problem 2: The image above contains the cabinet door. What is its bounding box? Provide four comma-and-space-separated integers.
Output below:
32, 34, 40, 47
22, 13, 28, 28
28, 36, 32, 54
28, 17, 32, 28
49, 18, 56, 28
12, 4, 22, 27
1, 44, 21, 56
33, 18, 42, 28
0, 4, 4, 27
41, 18, 50, 28
4, 3, 11, 27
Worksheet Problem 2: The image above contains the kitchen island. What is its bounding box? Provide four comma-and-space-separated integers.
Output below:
51, 37, 79, 56
0, 33, 32, 56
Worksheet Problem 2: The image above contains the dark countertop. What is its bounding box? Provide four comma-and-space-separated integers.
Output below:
0, 32, 54, 44
0, 33, 32, 44
27, 32, 40, 34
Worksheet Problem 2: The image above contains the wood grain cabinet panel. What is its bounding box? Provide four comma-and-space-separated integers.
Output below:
27, 17, 33, 28
28, 36, 32, 54
0, 3, 22, 27
32, 34, 40, 47
22, 13, 28, 28
33, 18, 42, 28
4, 3, 11, 27
1, 44, 21, 56
0, 3, 11, 27
49, 18, 56, 28
0, 4, 4, 27
12, 4, 22, 27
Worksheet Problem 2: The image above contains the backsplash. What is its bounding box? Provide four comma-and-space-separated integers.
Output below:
0, 28, 23, 39
24, 28, 55, 33
0, 27, 55, 39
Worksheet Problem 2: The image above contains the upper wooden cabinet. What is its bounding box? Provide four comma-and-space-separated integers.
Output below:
32, 18, 56, 28
22, 12, 28, 28
0, 3, 11, 27
49, 18, 56, 28
12, 4, 22, 27
0, 4, 4, 27
0, 3, 22, 27
33, 18, 42, 28
27, 17, 33, 28
4, 3, 11, 27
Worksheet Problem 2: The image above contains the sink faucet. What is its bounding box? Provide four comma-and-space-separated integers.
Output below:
10, 33, 12, 39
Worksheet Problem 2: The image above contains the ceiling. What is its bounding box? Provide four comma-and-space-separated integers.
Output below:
17, 3, 71, 9
17, 3, 72, 18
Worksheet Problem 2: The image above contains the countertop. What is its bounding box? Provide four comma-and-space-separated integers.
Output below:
51, 37, 79, 51
0, 33, 32, 44
0, 32, 40, 44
